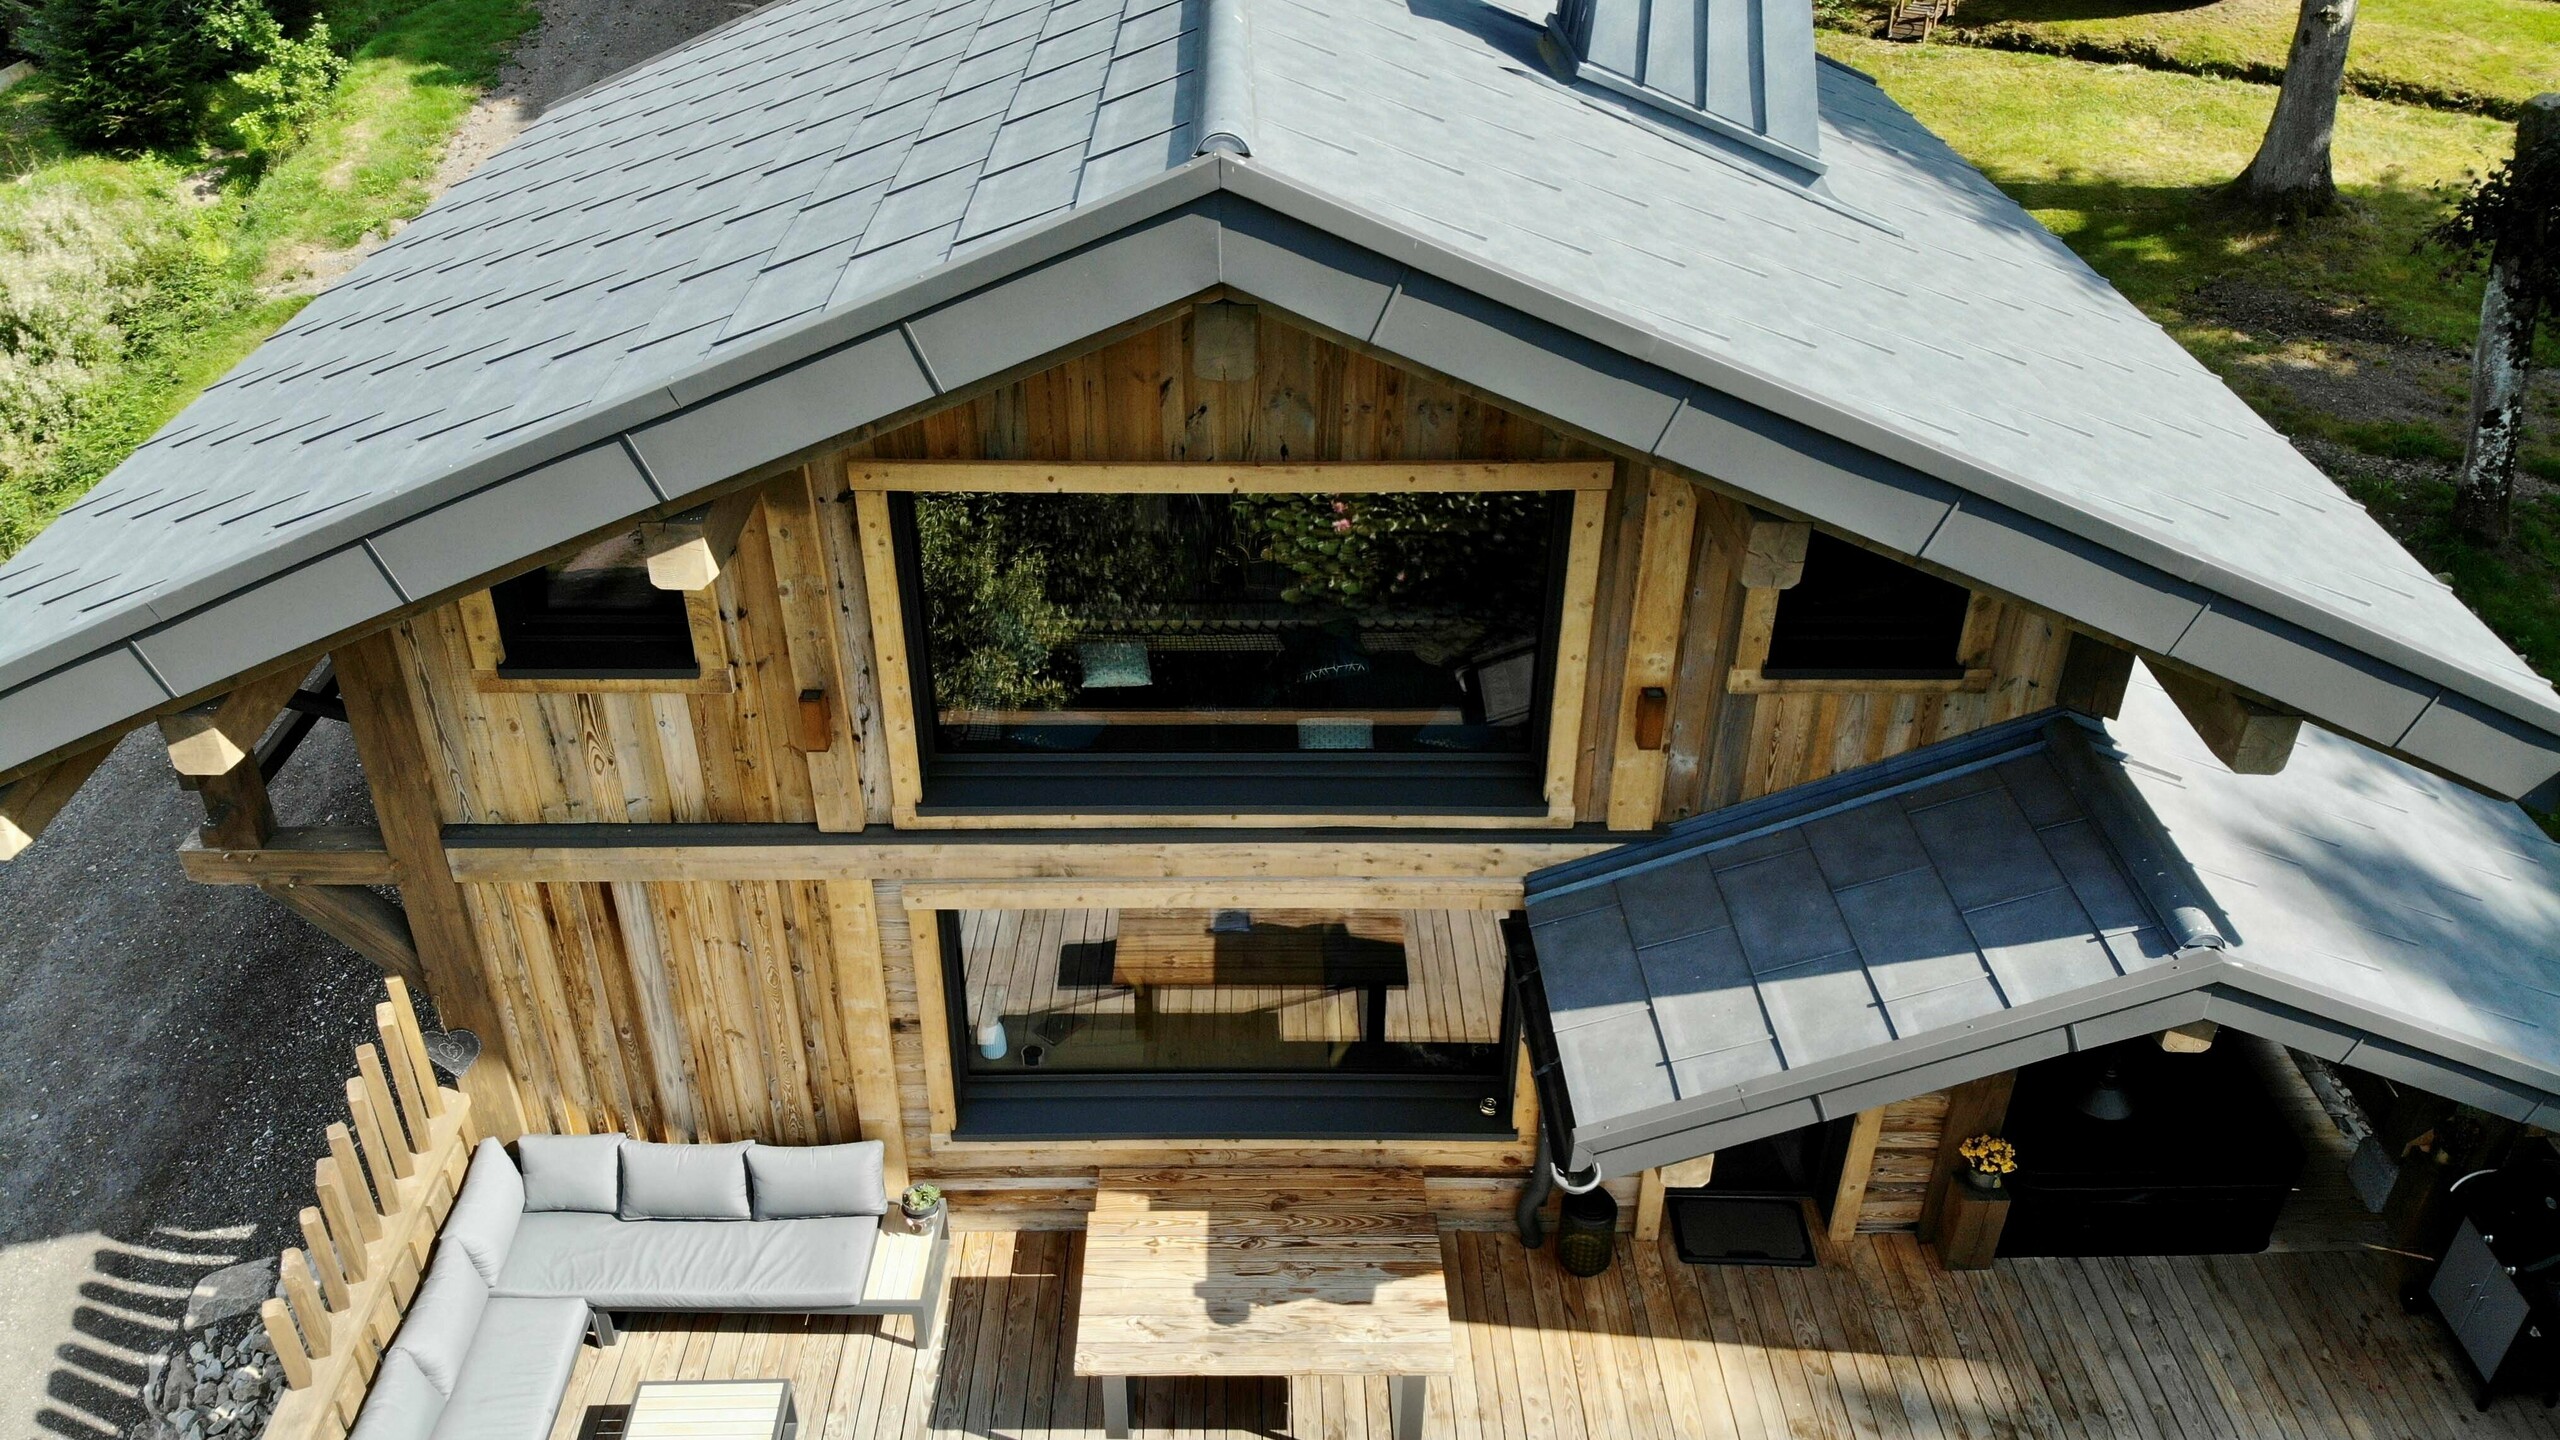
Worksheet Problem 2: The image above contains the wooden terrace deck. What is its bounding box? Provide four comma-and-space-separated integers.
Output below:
547, 1224, 2554, 1440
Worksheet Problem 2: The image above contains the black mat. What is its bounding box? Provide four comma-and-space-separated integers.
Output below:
1668, 1194, 1817, 1267
1058, 939, 1118, 987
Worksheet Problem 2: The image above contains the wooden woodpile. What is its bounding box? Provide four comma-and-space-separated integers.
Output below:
259, 978, 476, 1440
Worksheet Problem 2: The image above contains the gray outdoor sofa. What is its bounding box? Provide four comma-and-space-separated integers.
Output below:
349, 1133, 912, 1440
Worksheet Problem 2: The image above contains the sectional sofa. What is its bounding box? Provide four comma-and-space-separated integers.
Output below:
349, 1133, 918, 1440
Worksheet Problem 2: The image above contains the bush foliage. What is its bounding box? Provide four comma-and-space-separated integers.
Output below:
13, 0, 342, 156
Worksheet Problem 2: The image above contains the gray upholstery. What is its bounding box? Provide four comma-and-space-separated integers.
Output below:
348, 1351, 442, 1440
749, 1140, 886, 1219
516, 1133, 623, 1212
424, 1297, 590, 1440
390, 1256, 487, 1393
439, 1139, 523, 1283
494, 1211, 879, 1310
619, 1140, 751, 1221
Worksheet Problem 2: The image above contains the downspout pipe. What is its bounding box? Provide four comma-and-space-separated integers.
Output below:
1194, 0, 1258, 156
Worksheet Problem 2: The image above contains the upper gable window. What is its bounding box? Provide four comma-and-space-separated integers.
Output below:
489, 533, 701, 680
1762, 534, 1973, 680
894, 490, 1575, 814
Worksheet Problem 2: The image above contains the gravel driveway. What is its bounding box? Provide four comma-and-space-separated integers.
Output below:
0, 4, 749, 1433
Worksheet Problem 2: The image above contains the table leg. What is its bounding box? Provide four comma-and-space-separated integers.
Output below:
1391, 1374, 1426, 1440
1102, 1375, 1131, 1438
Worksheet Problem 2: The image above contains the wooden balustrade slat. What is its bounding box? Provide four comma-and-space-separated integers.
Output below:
314, 1158, 372, 1274
299, 1207, 351, 1309
376, 1001, 431, 1143
280, 1249, 331, 1358
324, 1126, 383, 1239
261, 1297, 314, 1389
345, 1077, 399, 1197
383, 978, 446, 1124
355, 1046, 415, 1178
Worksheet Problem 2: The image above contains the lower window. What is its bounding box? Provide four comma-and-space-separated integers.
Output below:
936, 905, 1521, 1139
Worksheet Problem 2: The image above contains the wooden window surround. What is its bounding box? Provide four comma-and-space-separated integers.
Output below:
849, 462, 1613, 830
457, 583, 731, 695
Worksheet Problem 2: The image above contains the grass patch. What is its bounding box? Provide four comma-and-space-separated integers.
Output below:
0, 0, 532, 559
1834, 0, 2560, 117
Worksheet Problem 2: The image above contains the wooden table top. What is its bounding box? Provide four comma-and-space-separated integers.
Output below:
1113, 909, 1408, 989
626, 1379, 793, 1439
1073, 1168, 1455, 1379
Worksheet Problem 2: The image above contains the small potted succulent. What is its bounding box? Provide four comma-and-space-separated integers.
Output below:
899, 1181, 945, 1230
1956, 1134, 2018, 1195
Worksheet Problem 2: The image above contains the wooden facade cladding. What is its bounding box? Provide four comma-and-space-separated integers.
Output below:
357, 305, 2079, 1190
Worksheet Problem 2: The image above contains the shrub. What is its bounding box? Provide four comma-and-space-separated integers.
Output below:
0, 184, 178, 482
202, 1, 344, 161
16, 0, 211, 151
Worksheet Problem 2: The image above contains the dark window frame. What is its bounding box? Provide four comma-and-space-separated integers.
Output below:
1760, 533, 1976, 681
888, 492, 1576, 816
934, 910, 1524, 1141
488, 560, 704, 683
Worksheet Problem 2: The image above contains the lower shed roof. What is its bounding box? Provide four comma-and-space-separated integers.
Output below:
1515, 664, 2560, 1179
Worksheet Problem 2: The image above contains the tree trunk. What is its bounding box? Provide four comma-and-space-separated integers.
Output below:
2230, 0, 2358, 216
2453, 95, 2558, 545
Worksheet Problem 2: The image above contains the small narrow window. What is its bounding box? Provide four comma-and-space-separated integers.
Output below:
1762, 534, 1972, 679
489, 532, 702, 680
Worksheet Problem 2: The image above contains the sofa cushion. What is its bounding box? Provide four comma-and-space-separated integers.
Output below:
426, 1296, 590, 1440
348, 1350, 443, 1440
619, 1140, 751, 1220
516, 1133, 623, 1213
440, 1139, 524, 1283
493, 1212, 880, 1310
389, 1253, 487, 1395
748, 1140, 887, 1219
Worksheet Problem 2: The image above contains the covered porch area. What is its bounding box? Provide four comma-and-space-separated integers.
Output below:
542, 1224, 2547, 1440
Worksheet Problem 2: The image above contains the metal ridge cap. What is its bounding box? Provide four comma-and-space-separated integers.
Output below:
1211, 164, 2560, 738
1195, 0, 1258, 157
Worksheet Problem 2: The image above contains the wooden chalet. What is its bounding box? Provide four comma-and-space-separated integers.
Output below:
2, 0, 2557, 1429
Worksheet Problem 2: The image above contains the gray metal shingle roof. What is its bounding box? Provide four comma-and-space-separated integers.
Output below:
1517, 668, 2560, 1178
2, 0, 2556, 799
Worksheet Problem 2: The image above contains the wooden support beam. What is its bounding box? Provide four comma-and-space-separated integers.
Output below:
2056, 631, 2137, 719
181, 827, 399, 886
845, 460, 1617, 493
2159, 1020, 2219, 1053
161, 666, 310, 776
641, 493, 759, 591
1608, 471, 1697, 832
825, 881, 910, 1194
1190, 300, 1259, 382
194, 762, 278, 850
1739, 514, 1811, 590
2155, 666, 2302, 775
260, 883, 423, 986
1921, 1073, 2015, 1241
1827, 1107, 1887, 1247
1635, 1153, 1718, 1243
0, 739, 116, 862
334, 631, 528, 1140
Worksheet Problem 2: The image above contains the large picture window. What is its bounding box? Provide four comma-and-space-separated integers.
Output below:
894, 489, 1574, 813
935, 905, 1519, 1140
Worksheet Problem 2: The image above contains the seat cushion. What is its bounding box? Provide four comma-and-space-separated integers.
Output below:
493, 1212, 880, 1309
516, 1133, 624, 1213
389, 1254, 487, 1395
348, 1350, 443, 1440
439, 1139, 523, 1283
427, 1296, 590, 1440
619, 1140, 751, 1220
748, 1140, 886, 1219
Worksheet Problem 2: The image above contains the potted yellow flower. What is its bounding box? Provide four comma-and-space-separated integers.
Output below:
1957, 1134, 2018, 1195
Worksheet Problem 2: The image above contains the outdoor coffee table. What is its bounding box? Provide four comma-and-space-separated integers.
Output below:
1073, 1167, 1453, 1440
625, 1379, 796, 1440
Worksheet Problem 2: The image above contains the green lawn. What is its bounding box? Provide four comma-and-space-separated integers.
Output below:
1827, 33, 2560, 720
0, 0, 533, 560
1841, 0, 2560, 116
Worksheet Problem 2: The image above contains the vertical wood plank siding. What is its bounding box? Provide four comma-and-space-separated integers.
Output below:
376, 306, 2082, 1161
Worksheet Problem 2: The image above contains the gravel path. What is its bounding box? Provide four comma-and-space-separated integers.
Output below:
0, 6, 752, 1434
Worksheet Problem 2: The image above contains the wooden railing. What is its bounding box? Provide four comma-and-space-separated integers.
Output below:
261, 977, 476, 1440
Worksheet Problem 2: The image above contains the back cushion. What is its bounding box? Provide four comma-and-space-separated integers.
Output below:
389, 1255, 487, 1396
516, 1133, 625, 1213
439, 1139, 523, 1283
747, 1140, 888, 1219
619, 1140, 753, 1220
